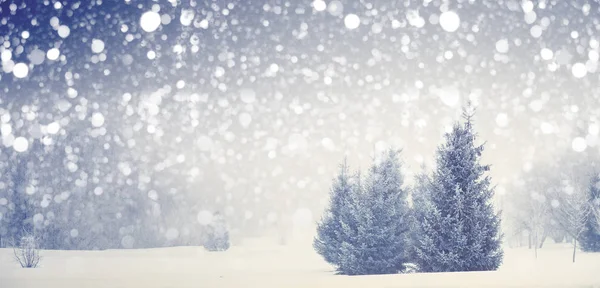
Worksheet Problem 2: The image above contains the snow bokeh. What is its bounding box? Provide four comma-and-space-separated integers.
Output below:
0, 0, 599, 254
572, 137, 587, 153
197, 210, 214, 226
313, 0, 327, 12
439, 11, 460, 32
140, 11, 162, 33
12, 63, 28, 78
571, 63, 587, 79
91, 113, 105, 127
344, 14, 360, 30
12, 137, 29, 153
91, 39, 105, 54
57, 25, 70, 38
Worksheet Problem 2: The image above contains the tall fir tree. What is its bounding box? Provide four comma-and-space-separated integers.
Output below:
580, 174, 600, 252
314, 159, 356, 266
337, 149, 411, 275
412, 107, 503, 272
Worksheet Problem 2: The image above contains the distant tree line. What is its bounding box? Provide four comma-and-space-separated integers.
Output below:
0, 97, 231, 251
505, 149, 600, 262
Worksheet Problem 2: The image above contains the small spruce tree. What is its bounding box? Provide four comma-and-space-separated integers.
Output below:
204, 212, 230, 251
335, 149, 410, 275
354, 149, 410, 274
580, 174, 600, 252
409, 170, 433, 263
412, 107, 503, 272
336, 170, 363, 274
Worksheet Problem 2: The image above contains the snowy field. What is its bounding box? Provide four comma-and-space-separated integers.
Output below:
1, 242, 599, 288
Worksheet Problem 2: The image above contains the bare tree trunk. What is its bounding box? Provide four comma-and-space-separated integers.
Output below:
572, 239, 577, 263
538, 232, 547, 249
518, 234, 522, 247
528, 233, 532, 249
534, 230, 538, 259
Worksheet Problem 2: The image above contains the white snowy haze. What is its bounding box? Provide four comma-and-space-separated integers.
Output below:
0, 0, 599, 250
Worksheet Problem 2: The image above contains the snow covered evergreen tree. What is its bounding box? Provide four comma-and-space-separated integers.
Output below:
314, 159, 356, 266
336, 170, 363, 274
409, 169, 433, 261
337, 150, 411, 275
315, 151, 410, 275
579, 174, 600, 252
412, 108, 503, 272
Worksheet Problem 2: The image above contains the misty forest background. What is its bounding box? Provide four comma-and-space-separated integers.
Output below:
1, 0, 600, 252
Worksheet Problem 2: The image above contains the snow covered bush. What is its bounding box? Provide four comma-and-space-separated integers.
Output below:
203, 212, 230, 252
315, 151, 411, 275
12, 232, 41, 268
411, 108, 503, 272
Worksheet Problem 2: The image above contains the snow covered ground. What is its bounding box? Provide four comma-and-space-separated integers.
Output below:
1, 242, 599, 288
